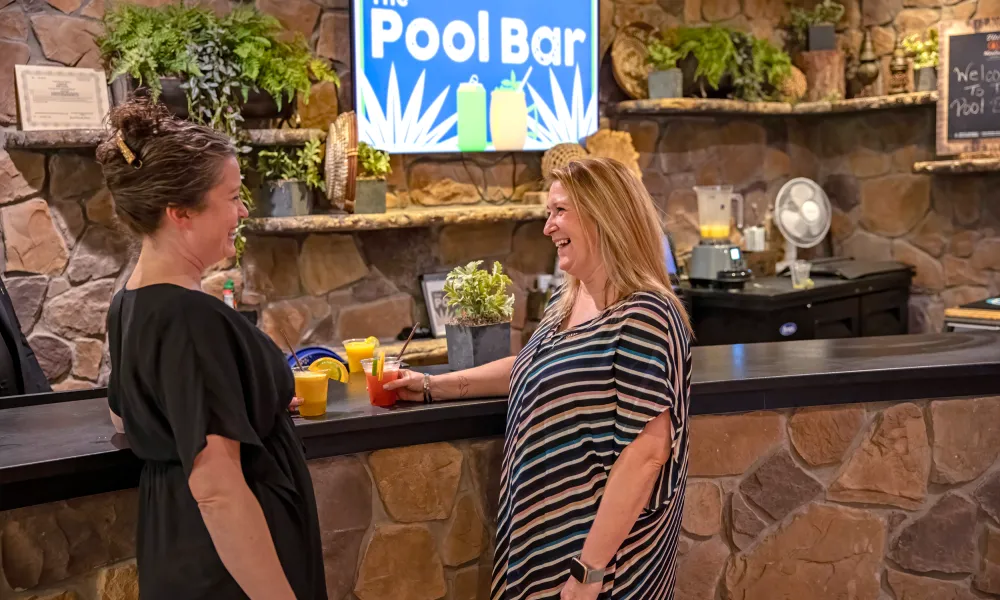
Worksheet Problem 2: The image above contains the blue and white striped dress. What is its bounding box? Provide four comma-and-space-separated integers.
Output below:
491, 289, 692, 600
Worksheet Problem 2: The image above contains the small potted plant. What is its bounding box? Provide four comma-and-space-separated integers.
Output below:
903, 27, 939, 92
356, 142, 391, 214
646, 36, 683, 99
254, 138, 323, 217
443, 261, 514, 371
784, 0, 845, 54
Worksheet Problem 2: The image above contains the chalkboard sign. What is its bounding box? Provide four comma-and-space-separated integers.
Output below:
938, 18, 1000, 156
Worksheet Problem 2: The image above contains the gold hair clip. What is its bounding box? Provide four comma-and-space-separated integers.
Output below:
116, 131, 142, 169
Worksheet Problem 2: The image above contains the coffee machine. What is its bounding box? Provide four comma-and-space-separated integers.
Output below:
688, 186, 752, 289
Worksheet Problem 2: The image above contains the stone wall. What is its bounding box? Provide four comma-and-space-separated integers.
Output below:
0, 438, 503, 600
6, 397, 1000, 599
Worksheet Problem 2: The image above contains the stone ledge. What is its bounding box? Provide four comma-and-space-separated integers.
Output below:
2, 128, 326, 149
913, 157, 1000, 175
383, 337, 448, 366
615, 92, 937, 117
243, 205, 548, 235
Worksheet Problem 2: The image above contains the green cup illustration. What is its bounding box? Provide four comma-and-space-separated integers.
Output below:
457, 75, 487, 152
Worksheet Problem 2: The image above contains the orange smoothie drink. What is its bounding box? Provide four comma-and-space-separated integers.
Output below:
361, 357, 401, 408
343, 337, 378, 374
294, 369, 329, 417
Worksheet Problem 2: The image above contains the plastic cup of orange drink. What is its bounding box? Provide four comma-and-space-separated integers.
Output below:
343, 337, 379, 374
293, 368, 329, 417
361, 357, 401, 408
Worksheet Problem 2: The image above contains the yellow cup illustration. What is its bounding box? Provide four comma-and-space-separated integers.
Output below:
490, 89, 527, 151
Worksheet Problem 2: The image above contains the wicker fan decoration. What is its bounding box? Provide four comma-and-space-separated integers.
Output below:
325, 111, 358, 212
584, 129, 642, 181
541, 143, 590, 182
611, 23, 656, 100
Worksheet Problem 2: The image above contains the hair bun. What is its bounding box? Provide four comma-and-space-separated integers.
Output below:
107, 97, 170, 140
97, 97, 171, 166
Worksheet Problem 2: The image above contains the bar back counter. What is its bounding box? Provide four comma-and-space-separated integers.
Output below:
2, 333, 1000, 600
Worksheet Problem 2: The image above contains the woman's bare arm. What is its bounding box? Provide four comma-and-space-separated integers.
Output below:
109, 408, 125, 434
188, 435, 296, 600
385, 355, 516, 401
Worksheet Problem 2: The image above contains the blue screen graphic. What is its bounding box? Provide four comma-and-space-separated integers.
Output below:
353, 0, 599, 153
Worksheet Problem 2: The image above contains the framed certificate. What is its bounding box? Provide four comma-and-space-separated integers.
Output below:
15, 65, 110, 131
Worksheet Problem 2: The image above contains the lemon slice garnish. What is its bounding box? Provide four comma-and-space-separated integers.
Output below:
308, 357, 349, 383
366, 336, 380, 348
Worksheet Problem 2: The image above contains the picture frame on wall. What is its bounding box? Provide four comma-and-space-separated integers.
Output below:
420, 273, 455, 338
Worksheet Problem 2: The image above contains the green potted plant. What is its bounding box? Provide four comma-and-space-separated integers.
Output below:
784, 0, 845, 54
668, 26, 790, 101
443, 261, 514, 370
356, 142, 391, 214
903, 27, 939, 92
98, 4, 338, 137
646, 36, 683, 99
254, 138, 324, 217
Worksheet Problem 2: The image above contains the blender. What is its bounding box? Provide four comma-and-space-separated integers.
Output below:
689, 185, 752, 288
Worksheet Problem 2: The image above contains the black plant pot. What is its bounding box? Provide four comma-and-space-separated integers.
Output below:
111, 76, 294, 121
446, 323, 511, 371
679, 54, 734, 98
808, 24, 836, 52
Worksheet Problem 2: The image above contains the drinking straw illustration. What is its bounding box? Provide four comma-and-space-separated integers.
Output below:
517, 66, 533, 92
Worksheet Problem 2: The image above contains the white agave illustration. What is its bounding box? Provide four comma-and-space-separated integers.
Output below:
357, 63, 458, 152
525, 66, 598, 148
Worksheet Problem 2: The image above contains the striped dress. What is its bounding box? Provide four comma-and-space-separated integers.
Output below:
490, 289, 691, 600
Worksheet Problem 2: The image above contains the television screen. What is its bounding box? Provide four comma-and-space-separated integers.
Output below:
352, 0, 599, 154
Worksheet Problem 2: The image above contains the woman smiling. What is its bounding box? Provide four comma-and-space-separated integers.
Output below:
387, 157, 692, 599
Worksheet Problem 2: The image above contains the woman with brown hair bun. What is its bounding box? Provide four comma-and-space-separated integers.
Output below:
99, 100, 325, 600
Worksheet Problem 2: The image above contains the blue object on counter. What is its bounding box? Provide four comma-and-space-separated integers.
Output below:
286, 346, 346, 369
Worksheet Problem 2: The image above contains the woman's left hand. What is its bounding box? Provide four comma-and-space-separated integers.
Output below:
560, 578, 601, 600
288, 396, 303, 412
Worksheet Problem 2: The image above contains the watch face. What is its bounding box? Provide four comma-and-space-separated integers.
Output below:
569, 557, 586, 582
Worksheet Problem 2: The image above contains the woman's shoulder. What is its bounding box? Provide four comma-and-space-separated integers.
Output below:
123, 285, 240, 336
613, 290, 690, 342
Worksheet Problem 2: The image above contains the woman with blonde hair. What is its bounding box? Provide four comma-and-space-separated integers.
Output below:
387, 157, 692, 599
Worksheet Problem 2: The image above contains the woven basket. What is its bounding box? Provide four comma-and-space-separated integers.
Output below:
541, 143, 589, 181
611, 23, 655, 100
325, 111, 358, 212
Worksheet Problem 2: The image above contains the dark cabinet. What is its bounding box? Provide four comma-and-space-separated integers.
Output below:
681, 271, 912, 346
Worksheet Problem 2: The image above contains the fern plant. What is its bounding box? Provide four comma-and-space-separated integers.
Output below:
665, 26, 790, 101
256, 138, 324, 189
98, 4, 339, 135
357, 142, 391, 179
444, 261, 514, 327
646, 36, 681, 71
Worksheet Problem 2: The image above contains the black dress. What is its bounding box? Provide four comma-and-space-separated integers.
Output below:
108, 284, 326, 600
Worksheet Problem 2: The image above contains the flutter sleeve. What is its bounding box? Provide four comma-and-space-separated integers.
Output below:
612, 295, 691, 511
154, 306, 262, 476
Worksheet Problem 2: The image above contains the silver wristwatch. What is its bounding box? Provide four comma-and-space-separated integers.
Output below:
569, 556, 604, 584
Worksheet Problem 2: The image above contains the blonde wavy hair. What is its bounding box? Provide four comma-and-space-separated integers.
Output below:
549, 157, 692, 334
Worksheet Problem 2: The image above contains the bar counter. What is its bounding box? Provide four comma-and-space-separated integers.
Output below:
3, 332, 1000, 511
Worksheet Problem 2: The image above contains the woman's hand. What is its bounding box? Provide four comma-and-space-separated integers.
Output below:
383, 370, 425, 402
288, 397, 303, 412
560, 578, 601, 600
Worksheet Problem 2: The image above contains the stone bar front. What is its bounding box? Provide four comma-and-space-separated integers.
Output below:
3, 333, 1000, 600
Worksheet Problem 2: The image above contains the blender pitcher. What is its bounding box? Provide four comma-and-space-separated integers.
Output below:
694, 186, 743, 241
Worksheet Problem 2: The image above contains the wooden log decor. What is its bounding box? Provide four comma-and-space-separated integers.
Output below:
800, 50, 847, 102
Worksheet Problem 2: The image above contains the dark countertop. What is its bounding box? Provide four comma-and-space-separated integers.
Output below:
3, 332, 1000, 509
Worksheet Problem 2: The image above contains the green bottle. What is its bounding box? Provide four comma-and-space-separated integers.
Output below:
457, 75, 487, 152
223, 279, 236, 309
